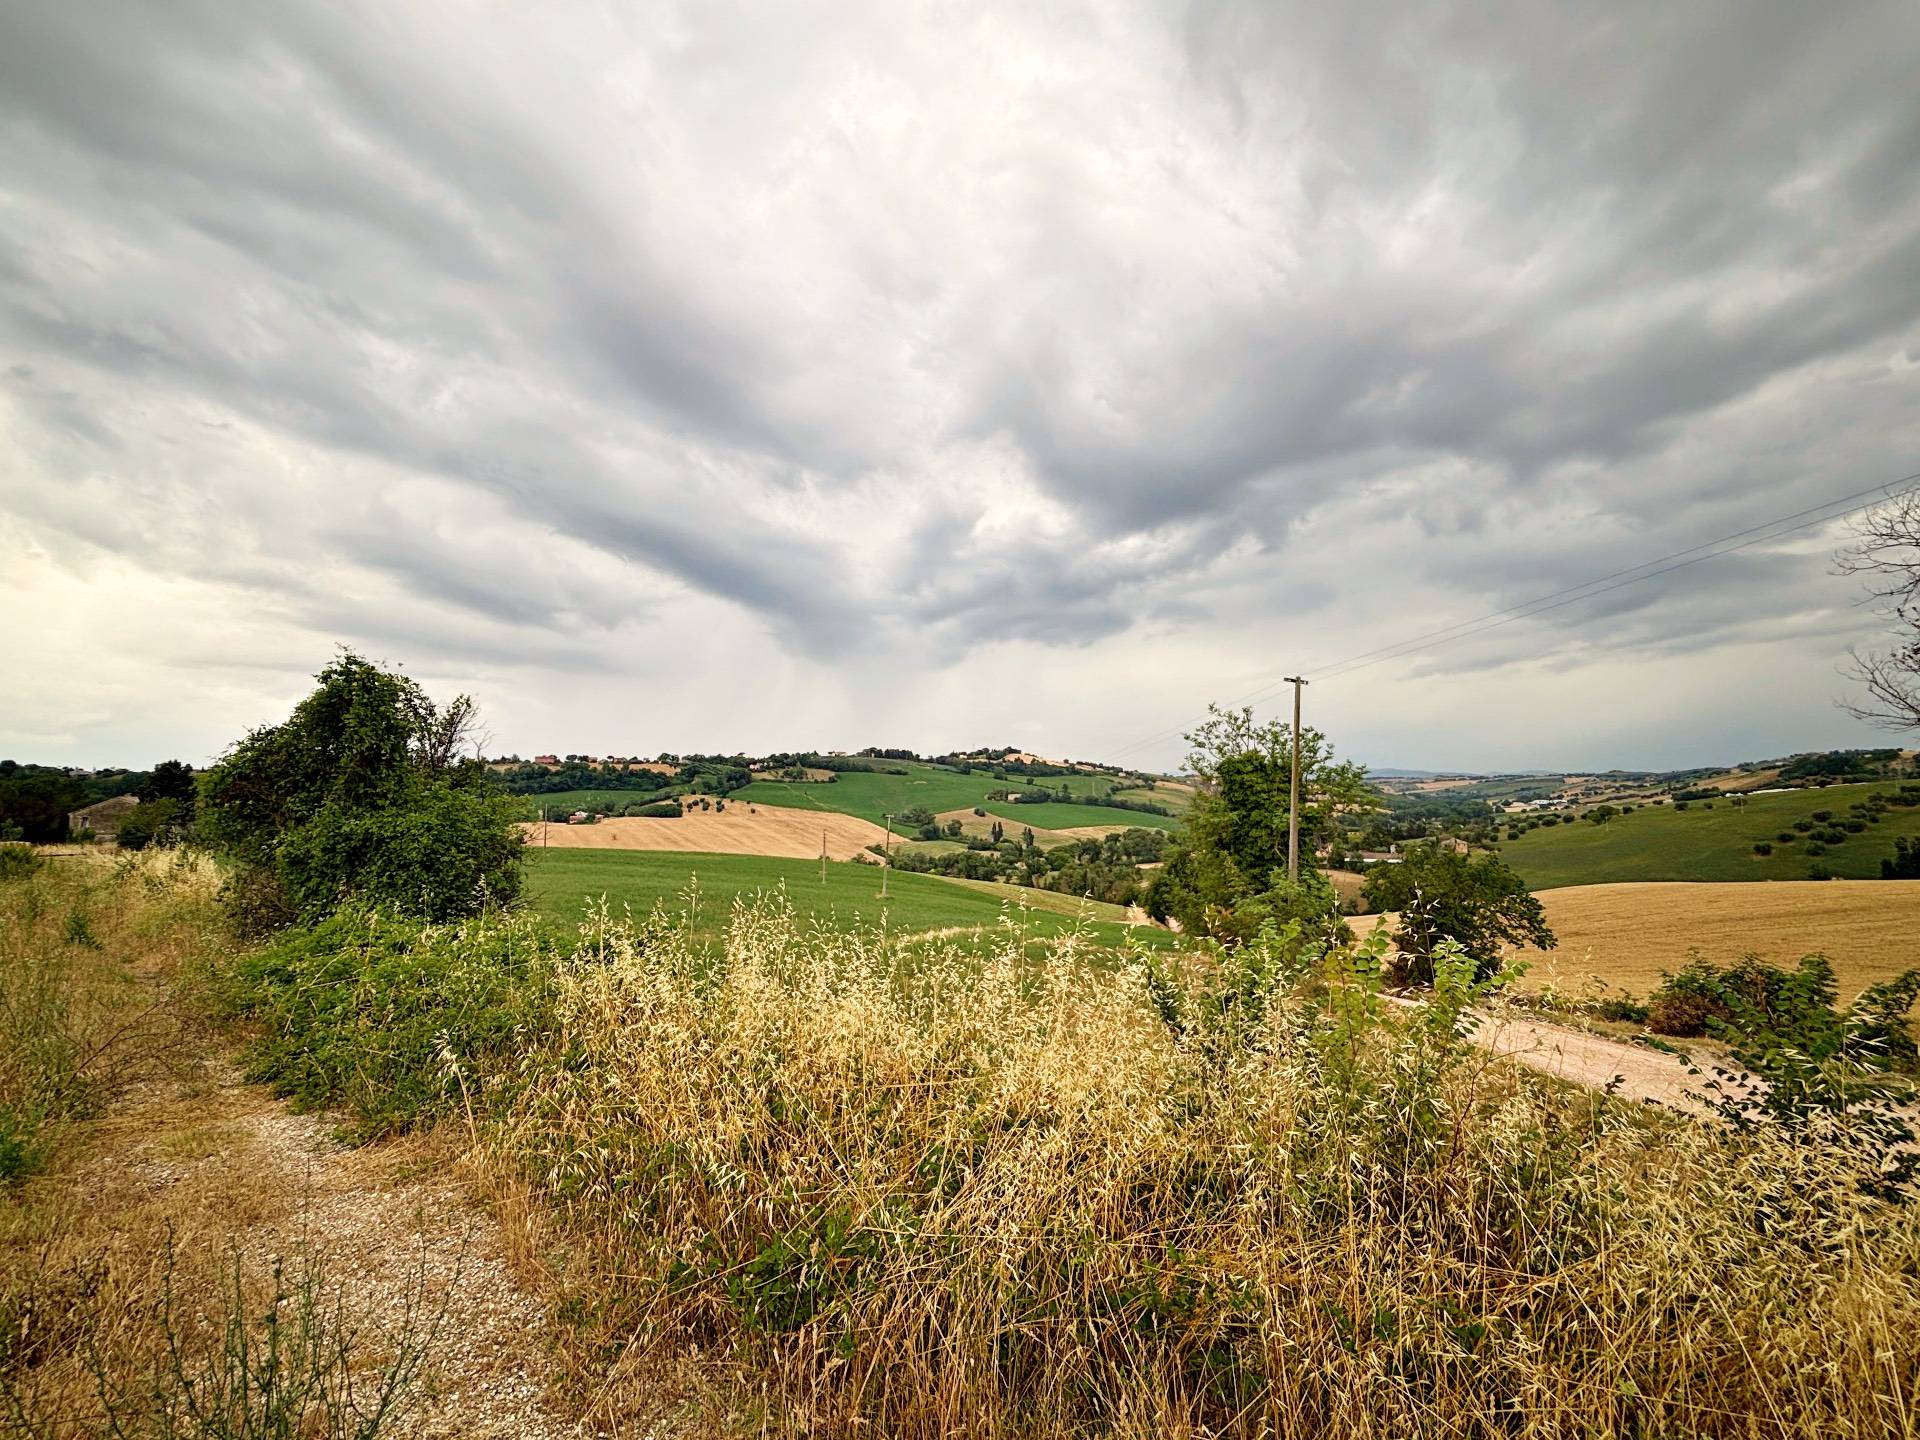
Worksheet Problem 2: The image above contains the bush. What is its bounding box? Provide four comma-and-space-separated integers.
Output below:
1752, 841, 1773, 856
0, 844, 38, 882
199, 653, 523, 931
1805, 842, 1827, 856
1809, 862, 1835, 880
1776, 831, 1797, 843
219, 906, 558, 1138
1883, 836, 1920, 880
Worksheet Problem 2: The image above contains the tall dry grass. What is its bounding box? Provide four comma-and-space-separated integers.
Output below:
502, 893, 1920, 1437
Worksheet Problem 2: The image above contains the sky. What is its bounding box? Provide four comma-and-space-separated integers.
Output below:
3, 1, 1918, 775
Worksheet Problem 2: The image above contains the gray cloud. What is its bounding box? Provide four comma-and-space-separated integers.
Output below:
2, 0, 1917, 767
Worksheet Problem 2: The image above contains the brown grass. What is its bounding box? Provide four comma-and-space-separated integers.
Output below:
1513, 880, 1920, 1001
497, 897, 1920, 1438
523, 806, 890, 859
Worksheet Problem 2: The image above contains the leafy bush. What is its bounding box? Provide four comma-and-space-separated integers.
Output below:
0, 844, 38, 882
1752, 841, 1772, 856
1884, 836, 1920, 879
199, 653, 523, 931
1809, 862, 1835, 880
1360, 844, 1553, 983
114, 796, 185, 851
1645, 953, 1920, 1073
218, 906, 559, 1137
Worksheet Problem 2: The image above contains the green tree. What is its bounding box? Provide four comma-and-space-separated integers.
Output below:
1361, 844, 1554, 984
141, 759, 198, 815
1146, 703, 1372, 939
1884, 836, 1920, 880
116, 796, 185, 851
199, 652, 523, 930
0, 767, 86, 842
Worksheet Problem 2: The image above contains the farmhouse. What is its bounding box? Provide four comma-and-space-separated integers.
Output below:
68, 793, 140, 839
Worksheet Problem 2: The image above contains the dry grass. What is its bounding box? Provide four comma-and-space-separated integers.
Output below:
0, 854, 581, 1438
522, 806, 890, 859
1515, 880, 1920, 1002
497, 897, 1920, 1438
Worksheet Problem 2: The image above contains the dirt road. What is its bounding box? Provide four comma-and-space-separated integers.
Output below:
1463, 1007, 1711, 1112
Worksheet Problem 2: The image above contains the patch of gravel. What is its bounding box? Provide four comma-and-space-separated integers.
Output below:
191, 1067, 590, 1439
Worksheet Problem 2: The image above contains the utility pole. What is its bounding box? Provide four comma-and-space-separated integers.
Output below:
881, 812, 893, 897
1283, 676, 1308, 883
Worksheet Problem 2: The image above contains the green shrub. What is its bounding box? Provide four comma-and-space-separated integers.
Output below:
1751, 841, 1772, 856
218, 907, 559, 1138
1776, 831, 1796, 843
0, 844, 38, 882
199, 653, 523, 932
1884, 836, 1920, 880
1809, 862, 1835, 880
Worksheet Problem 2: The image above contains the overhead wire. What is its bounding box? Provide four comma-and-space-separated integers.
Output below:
1100, 469, 1920, 766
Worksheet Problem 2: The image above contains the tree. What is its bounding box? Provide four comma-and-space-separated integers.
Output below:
1147, 703, 1372, 939
1837, 490, 1920, 732
117, 797, 185, 850
1361, 844, 1554, 984
141, 759, 198, 813
1885, 836, 1920, 880
199, 652, 522, 931
0, 768, 86, 842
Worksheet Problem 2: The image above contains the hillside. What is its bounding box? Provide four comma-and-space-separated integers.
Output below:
1495, 783, 1920, 888
734, 760, 1175, 833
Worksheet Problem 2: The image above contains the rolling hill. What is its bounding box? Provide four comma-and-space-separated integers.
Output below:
1495, 783, 1920, 888
734, 761, 1176, 834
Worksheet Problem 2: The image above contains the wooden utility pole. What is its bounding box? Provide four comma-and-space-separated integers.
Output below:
1283, 676, 1307, 882
881, 813, 893, 897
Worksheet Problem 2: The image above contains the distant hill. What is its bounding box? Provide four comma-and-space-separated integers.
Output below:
1495, 782, 1920, 889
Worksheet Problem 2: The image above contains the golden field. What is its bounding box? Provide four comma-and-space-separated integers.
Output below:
1511, 879, 1920, 1001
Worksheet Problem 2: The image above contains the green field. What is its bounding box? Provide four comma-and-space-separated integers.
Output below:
735, 761, 1168, 834
1111, 783, 1194, 816
524, 848, 1168, 950
1496, 784, 1920, 888
507, 789, 675, 820
980, 801, 1178, 832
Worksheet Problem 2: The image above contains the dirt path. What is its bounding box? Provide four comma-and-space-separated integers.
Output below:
1462, 1007, 1712, 1113
75, 1056, 587, 1438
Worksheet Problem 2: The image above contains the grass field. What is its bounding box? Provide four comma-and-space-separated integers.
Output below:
1512, 880, 1920, 1002
734, 761, 1170, 833
1496, 783, 1920, 887
506, 788, 676, 819
980, 800, 1179, 832
524, 848, 1163, 950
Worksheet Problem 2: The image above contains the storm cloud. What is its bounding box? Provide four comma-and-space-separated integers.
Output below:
2, 0, 1917, 769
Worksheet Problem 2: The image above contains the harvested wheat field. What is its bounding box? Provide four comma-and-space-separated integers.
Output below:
520, 805, 889, 860
1512, 879, 1920, 1001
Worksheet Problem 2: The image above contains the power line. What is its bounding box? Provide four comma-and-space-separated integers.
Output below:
1102, 469, 1920, 766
